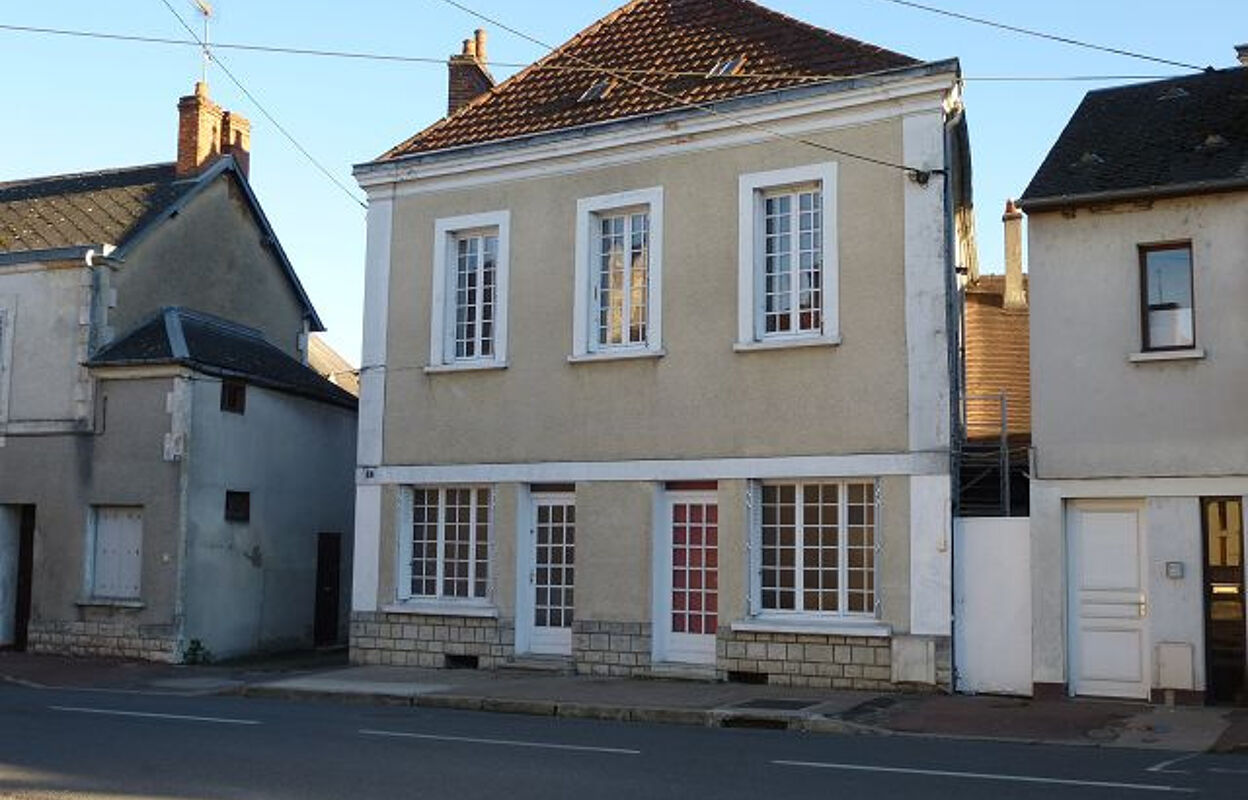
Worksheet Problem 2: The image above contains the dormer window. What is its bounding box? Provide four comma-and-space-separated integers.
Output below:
578, 79, 614, 103
707, 55, 746, 78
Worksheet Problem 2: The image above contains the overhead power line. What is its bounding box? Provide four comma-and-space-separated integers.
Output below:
872, 0, 1206, 72
429, 0, 934, 178
155, 1, 366, 210
0, 23, 1174, 84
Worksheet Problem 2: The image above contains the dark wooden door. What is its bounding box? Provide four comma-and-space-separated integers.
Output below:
1202, 498, 1246, 705
14, 506, 35, 652
314, 533, 341, 647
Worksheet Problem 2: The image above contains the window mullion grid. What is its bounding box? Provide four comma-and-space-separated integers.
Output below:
435, 490, 447, 600
474, 243, 488, 359
788, 198, 802, 335
466, 490, 477, 600
838, 482, 849, 617
794, 483, 806, 613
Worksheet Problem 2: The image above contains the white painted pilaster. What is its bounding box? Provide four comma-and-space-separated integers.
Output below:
352, 484, 382, 612
909, 474, 951, 636
358, 191, 394, 468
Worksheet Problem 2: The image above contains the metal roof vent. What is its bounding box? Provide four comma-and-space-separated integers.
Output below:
1158, 86, 1190, 101
578, 78, 615, 103
707, 55, 746, 78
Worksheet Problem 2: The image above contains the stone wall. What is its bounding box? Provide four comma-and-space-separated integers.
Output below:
27, 621, 179, 663
716, 630, 894, 689
572, 620, 651, 677
350, 611, 512, 669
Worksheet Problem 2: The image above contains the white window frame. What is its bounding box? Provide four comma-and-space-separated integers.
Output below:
746, 479, 877, 624
84, 505, 143, 602
572, 187, 664, 361
396, 486, 495, 612
428, 211, 511, 372
736, 163, 839, 350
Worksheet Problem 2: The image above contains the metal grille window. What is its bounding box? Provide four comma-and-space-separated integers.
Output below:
453, 231, 498, 360
595, 210, 650, 348
759, 481, 875, 615
763, 186, 823, 336
408, 487, 490, 600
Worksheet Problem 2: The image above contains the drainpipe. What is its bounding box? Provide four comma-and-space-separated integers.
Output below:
943, 107, 967, 694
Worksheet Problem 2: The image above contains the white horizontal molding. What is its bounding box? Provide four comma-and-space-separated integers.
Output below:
361, 78, 952, 197
2, 420, 88, 435
1033, 475, 1248, 498
731, 617, 891, 638
1128, 348, 1206, 363
733, 335, 842, 353
89, 365, 191, 380
567, 349, 665, 364
381, 601, 499, 619
359, 451, 949, 485
424, 361, 508, 375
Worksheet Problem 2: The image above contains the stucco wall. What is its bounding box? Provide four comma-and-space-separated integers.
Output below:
183, 375, 356, 659
109, 175, 309, 359
0, 376, 185, 647
383, 120, 910, 466
1029, 193, 1248, 479
0, 264, 89, 424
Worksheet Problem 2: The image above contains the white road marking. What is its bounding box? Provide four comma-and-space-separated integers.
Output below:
772, 760, 1196, 793
359, 729, 640, 755
1147, 753, 1200, 773
49, 705, 261, 726
1208, 767, 1248, 775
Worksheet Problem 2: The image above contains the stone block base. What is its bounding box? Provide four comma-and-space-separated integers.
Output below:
349, 611, 512, 668
717, 629, 895, 689
27, 620, 179, 663
573, 620, 651, 677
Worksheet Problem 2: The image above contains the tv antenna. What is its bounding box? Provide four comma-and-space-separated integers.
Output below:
192, 0, 213, 83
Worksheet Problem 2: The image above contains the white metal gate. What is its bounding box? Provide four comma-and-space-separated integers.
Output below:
954, 516, 1032, 695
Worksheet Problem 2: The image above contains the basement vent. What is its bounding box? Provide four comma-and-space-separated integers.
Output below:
445, 654, 480, 670
726, 670, 769, 685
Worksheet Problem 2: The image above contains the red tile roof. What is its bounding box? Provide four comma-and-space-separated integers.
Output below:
380, 0, 918, 159
963, 276, 1030, 439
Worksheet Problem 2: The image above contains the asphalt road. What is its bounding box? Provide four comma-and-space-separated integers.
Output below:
0, 683, 1245, 799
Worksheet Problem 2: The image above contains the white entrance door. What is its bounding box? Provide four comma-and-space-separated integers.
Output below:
1067, 501, 1149, 699
524, 494, 575, 656
656, 493, 718, 665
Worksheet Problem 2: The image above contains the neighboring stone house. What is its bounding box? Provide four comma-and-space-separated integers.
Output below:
351, 0, 974, 689
0, 83, 357, 662
1020, 55, 1248, 703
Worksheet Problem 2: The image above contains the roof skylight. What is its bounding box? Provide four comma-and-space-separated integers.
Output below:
578, 79, 615, 103
707, 55, 746, 78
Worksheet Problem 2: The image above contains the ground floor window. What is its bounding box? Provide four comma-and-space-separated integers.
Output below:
403, 487, 491, 601
755, 481, 876, 616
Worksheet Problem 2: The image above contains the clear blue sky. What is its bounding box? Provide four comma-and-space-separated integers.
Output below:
2, 1, 1239, 361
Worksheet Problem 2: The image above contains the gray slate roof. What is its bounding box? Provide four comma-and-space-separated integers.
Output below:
91, 308, 357, 410
0, 163, 193, 254
1020, 66, 1248, 209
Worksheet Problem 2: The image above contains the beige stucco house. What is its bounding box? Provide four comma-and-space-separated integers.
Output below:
1021, 58, 1248, 703
351, 0, 974, 688
0, 84, 357, 661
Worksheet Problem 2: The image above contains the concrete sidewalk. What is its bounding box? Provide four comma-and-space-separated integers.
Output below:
3, 652, 1243, 753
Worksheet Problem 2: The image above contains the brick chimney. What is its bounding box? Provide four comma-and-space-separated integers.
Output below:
176, 82, 252, 179
1237, 43, 1248, 66
448, 29, 495, 115
1002, 199, 1027, 310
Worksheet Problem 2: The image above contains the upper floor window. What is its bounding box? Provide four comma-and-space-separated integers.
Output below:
429, 211, 511, 371
1140, 243, 1194, 351
572, 188, 664, 360
737, 164, 839, 349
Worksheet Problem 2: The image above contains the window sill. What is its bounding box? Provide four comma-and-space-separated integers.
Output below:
1128, 348, 1205, 363
734, 335, 841, 353
383, 601, 499, 619
732, 617, 890, 638
76, 598, 145, 610
424, 361, 507, 375
567, 348, 665, 364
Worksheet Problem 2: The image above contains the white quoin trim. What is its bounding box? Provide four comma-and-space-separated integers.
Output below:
358, 193, 394, 468
352, 484, 383, 612
902, 111, 951, 454
572, 187, 665, 359
428, 210, 512, 370
737, 163, 839, 347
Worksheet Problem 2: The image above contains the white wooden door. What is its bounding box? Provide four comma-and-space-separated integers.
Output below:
1067, 502, 1149, 699
525, 494, 575, 656
656, 493, 718, 665
91, 507, 143, 600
